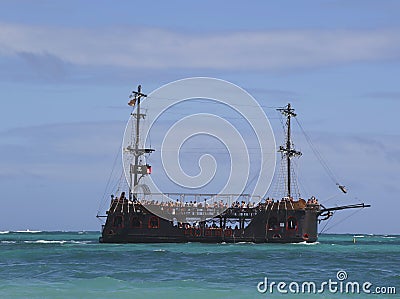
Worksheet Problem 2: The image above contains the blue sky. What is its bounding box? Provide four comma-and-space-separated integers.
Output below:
0, 0, 399, 233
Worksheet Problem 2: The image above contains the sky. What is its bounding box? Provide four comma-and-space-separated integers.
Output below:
0, 0, 399, 234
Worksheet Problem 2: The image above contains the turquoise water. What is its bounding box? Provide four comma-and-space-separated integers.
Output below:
0, 232, 398, 298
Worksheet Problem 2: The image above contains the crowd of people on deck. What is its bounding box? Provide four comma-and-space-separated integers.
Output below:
111, 192, 319, 209
306, 196, 319, 205
137, 199, 229, 209
263, 196, 319, 205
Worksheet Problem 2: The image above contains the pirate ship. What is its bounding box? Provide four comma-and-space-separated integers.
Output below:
97, 85, 369, 243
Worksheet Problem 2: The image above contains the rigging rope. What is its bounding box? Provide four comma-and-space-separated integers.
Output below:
320, 208, 363, 234
146, 95, 281, 109
271, 157, 287, 199
322, 193, 342, 204
294, 117, 347, 194
97, 142, 123, 215
319, 211, 335, 235
294, 117, 339, 185
290, 163, 301, 199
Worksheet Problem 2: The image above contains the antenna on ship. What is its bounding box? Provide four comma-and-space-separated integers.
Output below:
127, 85, 154, 201
277, 103, 302, 198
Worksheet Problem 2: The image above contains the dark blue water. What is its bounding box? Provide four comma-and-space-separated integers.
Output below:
0, 232, 398, 298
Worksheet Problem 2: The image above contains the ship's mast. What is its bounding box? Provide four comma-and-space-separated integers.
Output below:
277, 103, 302, 198
128, 85, 153, 200
133, 85, 145, 187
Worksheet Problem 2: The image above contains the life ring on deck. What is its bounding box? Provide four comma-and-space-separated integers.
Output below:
303, 233, 309, 240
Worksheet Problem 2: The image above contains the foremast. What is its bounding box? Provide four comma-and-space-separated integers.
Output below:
127, 85, 154, 200
277, 103, 302, 198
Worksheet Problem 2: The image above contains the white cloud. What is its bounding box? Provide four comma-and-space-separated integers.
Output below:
1, 23, 400, 70
0, 121, 124, 181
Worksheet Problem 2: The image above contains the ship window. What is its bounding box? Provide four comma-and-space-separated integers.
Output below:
148, 216, 159, 229
287, 217, 297, 230
131, 217, 142, 228
113, 215, 124, 228
267, 217, 279, 230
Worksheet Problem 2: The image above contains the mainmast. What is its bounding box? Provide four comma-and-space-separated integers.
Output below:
127, 85, 154, 200
277, 103, 302, 198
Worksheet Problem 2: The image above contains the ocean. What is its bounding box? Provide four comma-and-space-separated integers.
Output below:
0, 232, 398, 298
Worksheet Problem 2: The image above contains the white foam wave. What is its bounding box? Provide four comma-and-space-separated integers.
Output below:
70, 240, 91, 244
1, 241, 16, 244
24, 240, 67, 244
292, 241, 320, 245
15, 230, 42, 233
23, 240, 92, 245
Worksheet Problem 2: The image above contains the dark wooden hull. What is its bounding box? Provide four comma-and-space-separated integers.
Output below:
100, 199, 319, 244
